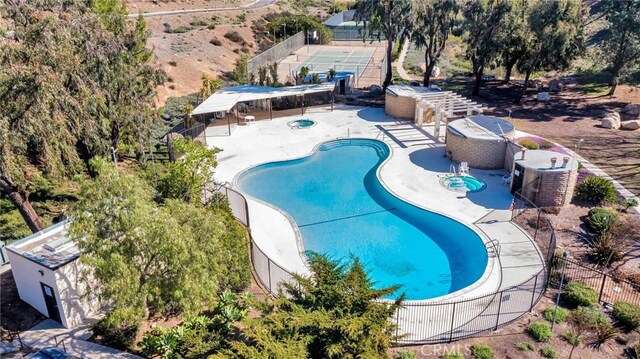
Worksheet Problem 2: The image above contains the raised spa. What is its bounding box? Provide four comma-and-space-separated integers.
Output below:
236, 139, 488, 300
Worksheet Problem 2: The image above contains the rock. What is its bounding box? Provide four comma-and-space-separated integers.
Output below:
623, 104, 640, 115
4, 31, 16, 40
414, 62, 427, 73
549, 79, 563, 92
529, 80, 543, 89
601, 117, 620, 129
621, 120, 640, 130
610, 111, 621, 120
537, 92, 550, 102
431, 65, 441, 77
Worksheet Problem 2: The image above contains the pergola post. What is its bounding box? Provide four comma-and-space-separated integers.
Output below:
331, 91, 334, 112
269, 98, 273, 120
301, 94, 305, 115
226, 111, 231, 136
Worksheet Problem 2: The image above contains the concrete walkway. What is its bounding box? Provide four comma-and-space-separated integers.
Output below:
395, 40, 416, 82
7, 319, 141, 358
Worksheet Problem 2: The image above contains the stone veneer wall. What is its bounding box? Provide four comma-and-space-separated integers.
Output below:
446, 128, 515, 169
520, 166, 578, 207
504, 142, 524, 172
385, 93, 416, 120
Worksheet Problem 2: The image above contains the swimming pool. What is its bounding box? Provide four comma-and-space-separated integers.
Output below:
236, 139, 488, 300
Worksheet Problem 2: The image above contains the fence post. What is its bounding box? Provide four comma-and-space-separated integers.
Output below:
598, 273, 607, 303
267, 260, 272, 293
395, 308, 400, 342
448, 302, 457, 342
494, 292, 504, 331
530, 274, 539, 310
534, 210, 541, 239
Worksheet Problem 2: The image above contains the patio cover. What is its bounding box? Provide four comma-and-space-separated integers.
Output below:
191, 83, 336, 116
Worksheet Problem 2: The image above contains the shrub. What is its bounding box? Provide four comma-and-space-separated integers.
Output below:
394, 350, 417, 359
590, 230, 626, 265
624, 198, 639, 211
207, 23, 216, 30
210, 38, 222, 46
190, 18, 208, 27
168, 61, 177, 67
575, 176, 617, 204
470, 344, 494, 359
540, 139, 555, 149
515, 341, 535, 351
563, 282, 598, 308
587, 207, 617, 234
612, 302, 640, 330
528, 322, 553, 342
240, 46, 250, 53
442, 352, 464, 359
519, 138, 540, 150
93, 316, 140, 350
544, 306, 569, 323
540, 346, 557, 359
166, 25, 193, 34
224, 30, 245, 43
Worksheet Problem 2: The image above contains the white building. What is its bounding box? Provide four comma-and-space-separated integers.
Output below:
6, 220, 102, 328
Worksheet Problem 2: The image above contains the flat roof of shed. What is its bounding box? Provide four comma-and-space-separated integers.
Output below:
515, 150, 579, 171
6, 220, 79, 270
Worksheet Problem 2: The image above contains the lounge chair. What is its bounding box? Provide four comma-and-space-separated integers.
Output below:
459, 162, 470, 176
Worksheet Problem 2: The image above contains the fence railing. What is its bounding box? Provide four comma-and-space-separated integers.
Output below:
247, 32, 305, 78
213, 184, 553, 344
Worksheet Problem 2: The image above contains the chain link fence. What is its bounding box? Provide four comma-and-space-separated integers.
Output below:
247, 32, 305, 77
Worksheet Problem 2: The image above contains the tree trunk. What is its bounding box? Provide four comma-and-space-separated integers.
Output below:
504, 62, 515, 83
568, 345, 576, 359
516, 69, 532, 104
0, 178, 44, 233
424, 62, 436, 87
383, 37, 393, 91
472, 66, 483, 97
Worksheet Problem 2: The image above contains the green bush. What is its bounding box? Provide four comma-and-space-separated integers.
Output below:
540, 346, 557, 359
540, 139, 555, 150
587, 207, 617, 234
394, 350, 417, 359
519, 138, 540, 150
575, 176, 617, 204
515, 341, 535, 351
624, 198, 639, 211
442, 352, 464, 359
528, 322, 553, 342
470, 344, 494, 359
224, 30, 245, 43
563, 282, 598, 308
612, 302, 640, 330
93, 316, 140, 350
544, 306, 569, 323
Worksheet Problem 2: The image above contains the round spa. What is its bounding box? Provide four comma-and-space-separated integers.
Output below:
288, 119, 316, 129
446, 115, 515, 169
236, 139, 489, 300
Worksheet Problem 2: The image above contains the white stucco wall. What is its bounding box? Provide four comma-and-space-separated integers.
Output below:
55, 260, 103, 328
6, 252, 58, 321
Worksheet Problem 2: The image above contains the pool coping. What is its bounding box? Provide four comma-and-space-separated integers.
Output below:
232, 137, 501, 304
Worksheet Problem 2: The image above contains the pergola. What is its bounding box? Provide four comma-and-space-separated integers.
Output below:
386, 86, 485, 140
191, 83, 337, 135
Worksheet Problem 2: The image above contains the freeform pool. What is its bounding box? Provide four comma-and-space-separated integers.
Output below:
237, 139, 488, 300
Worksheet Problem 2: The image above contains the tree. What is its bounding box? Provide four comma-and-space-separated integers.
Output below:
0, 0, 164, 232
515, 0, 586, 103
224, 253, 405, 359
600, 0, 640, 96
462, 0, 512, 96
355, 0, 410, 91
69, 158, 250, 325
158, 139, 221, 203
200, 74, 223, 99
498, 0, 530, 83
408, 0, 459, 86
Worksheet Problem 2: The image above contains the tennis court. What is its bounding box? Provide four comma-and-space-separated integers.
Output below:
291, 48, 375, 76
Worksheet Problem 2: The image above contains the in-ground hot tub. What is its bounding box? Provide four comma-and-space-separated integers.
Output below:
288, 119, 316, 129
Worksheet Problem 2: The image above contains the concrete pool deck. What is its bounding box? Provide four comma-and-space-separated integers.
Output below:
206, 105, 544, 302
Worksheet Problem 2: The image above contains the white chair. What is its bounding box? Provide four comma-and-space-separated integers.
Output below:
501, 174, 512, 186
459, 162, 470, 176
244, 115, 255, 125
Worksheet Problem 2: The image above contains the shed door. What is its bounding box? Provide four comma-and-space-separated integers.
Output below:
40, 283, 62, 323
511, 163, 525, 195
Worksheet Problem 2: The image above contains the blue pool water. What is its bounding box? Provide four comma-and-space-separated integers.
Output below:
288, 119, 316, 129
444, 175, 486, 192
237, 139, 488, 300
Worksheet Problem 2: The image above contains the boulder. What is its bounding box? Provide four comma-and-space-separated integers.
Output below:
601, 117, 620, 129
621, 120, 640, 130
431, 65, 441, 77
537, 92, 550, 102
414, 62, 427, 73
4, 31, 16, 40
610, 111, 621, 120
623, 104, 640, 115
549, 79, 563, 92
369, 84, 382, 94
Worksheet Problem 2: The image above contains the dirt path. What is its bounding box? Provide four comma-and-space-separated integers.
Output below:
127, 0, 275, 18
